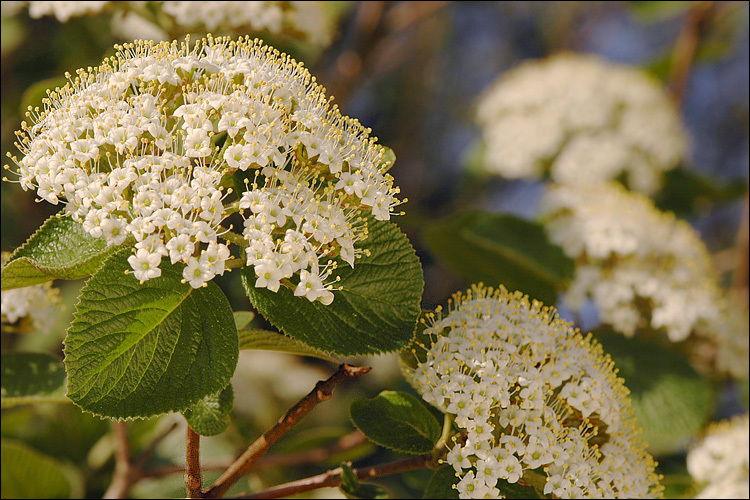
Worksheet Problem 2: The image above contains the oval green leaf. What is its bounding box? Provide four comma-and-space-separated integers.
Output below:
595, 329, 712, 456
243, 219, 423, 356
64, 247, 239, 419
1, 440, 83, 499
350, 390, 441, 455
182, 384, 234, 437
424, 211, 574, 305
239, 329, 337, 362
1, 352, 68, 408
2, 213, 124, 291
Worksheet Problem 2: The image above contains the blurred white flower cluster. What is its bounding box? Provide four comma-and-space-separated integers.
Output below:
5, 36, 400, 304
475, 53, 687, 194
160, 1, 335, 47
10, 1, 337, 49
687, 414, 749, 499
540, 182, 748, 377
1, 256, 61, 333
402, 284, 662, 499
27, 1, 109, 22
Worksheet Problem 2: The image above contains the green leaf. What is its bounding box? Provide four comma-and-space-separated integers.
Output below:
243, 218, 423, 356
380, 146, 396, 172
1, 352, 68, 408
238, 328, 337, 362
339, 463, 389, 499
233, 311, 255, 330
497, 478, 540, 498
182, 384, 234, 437
64, 247, 239, 419
627, 1, 693, 21
350, 390, 441, 455
0, 440, 83, 499
2, 213, 124, 291
341, 462, 359, 492
595, 330, 712, 456
424, 211, 574, 305
654, 166, 747, 216
423, 465, 459, 499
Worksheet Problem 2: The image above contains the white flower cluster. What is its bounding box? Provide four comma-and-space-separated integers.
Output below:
540, 182, 748, 377
161, 1, 335, 47
1, 255, 61, 333
0, 283, 61, 333
687, 414, 749, 499
402, 284, 662, 499
5, 36, 400, 304
27, 1, 110, 22
12, 2, 336, 48
475, 53, 687, 194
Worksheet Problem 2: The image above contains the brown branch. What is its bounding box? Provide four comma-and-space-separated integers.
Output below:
668, 1, 714, 106
103, 420, 180, 498
733, 192, 749, 306
204, 364, 372, 499
103, 421, 132, 499
186, 425, 203, 499
238, 453, 433, 499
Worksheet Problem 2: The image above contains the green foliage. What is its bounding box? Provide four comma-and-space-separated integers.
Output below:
595, 329, 712, 456
339, 462, 389, 499
238, 328, 337, 362
627, 1, 693, 21
654, 166, 747, 216
182, 384, 234, 437
64, 247, 239, 419
1, 213, 124, 291
497, 479, 540, 498
243, 218, 423, 356
1, 352, 68, 408
0, 440, 83, 499
422, 465, 459, 499
350, 391, 441, 455
233, 311, 255, 330
424, 211, 574, 305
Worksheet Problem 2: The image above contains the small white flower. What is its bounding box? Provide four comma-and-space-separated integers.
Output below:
127, 248, 163, 281
100, 217, 128, 246
182, 256, 213, 288
165, 234, 195, 264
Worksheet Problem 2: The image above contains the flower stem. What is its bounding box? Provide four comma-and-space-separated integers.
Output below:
219, 226, 248, 248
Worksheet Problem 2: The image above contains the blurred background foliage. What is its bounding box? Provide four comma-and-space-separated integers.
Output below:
1, 1, 748, 498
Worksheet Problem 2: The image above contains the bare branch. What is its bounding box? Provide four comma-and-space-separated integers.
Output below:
103, 421, 132, 499
204, 364, 371, 498
669, 1, 714, 106
186, 425, 203, 498
239, 453, 433, 499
